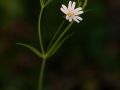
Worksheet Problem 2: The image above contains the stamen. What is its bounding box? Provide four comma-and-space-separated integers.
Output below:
67, 12, 74, 17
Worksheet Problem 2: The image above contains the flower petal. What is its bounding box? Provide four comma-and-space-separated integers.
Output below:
62, 4, 68, 12
74, 11, 84, 15
73, 16, 80, 23
68, 17, 72, 22
75, 16, 83, 21
68, 1, 72, 10
66, 16, 69, 20
71, 2, 76, 10
60, 8, 67, 14
74, 7, 82, 12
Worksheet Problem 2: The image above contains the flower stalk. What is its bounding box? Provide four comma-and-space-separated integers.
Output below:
46, 21, 74, 57
47, 20, 65, 51
38, 57, 46, 90
38, 7, 45, 55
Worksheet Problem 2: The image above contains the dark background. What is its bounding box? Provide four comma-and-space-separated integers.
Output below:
0, 0, 120, 90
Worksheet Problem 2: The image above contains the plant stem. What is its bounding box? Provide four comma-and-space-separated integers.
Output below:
47, 22, 74, 56
82, 0, 88, 9
38, 8, 45, 55
38, 58, 46, 90
47, 20, 65, 51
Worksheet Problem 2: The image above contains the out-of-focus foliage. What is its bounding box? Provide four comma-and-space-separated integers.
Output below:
0, 0, 120, 90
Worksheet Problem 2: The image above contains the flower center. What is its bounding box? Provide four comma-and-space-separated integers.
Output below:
67, 11, 74, 17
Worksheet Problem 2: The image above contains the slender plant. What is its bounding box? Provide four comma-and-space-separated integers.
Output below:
16, 0, 88, 90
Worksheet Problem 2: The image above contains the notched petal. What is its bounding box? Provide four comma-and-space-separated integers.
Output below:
68, 1, 72, 10
74, 7, 82, 12
61, 8, 67, 14
74, 11, 84, 15
62, 4, 68, 11
71, 2, 76, 9
76, 16, 83, 21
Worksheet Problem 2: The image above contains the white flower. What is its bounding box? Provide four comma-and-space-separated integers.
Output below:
60, 1, 84, 23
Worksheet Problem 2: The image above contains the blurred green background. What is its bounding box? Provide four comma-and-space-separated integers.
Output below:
0, 0, 120, 90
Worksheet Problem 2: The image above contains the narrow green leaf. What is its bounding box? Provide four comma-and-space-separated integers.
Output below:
47, 33, 74, 58
16, 43, 43, 58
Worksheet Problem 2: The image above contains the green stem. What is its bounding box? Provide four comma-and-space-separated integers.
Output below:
38, 58, 46, 90
78, 1, 82, 7
82, 0, 88, 9
44, 0, 47, 3
47, 22, 74, 56
40, 0, 44, 7
47, 20, 65, 51
38, 8, 45, 55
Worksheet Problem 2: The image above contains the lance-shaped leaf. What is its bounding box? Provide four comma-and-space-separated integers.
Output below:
16, 43, 43, 58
